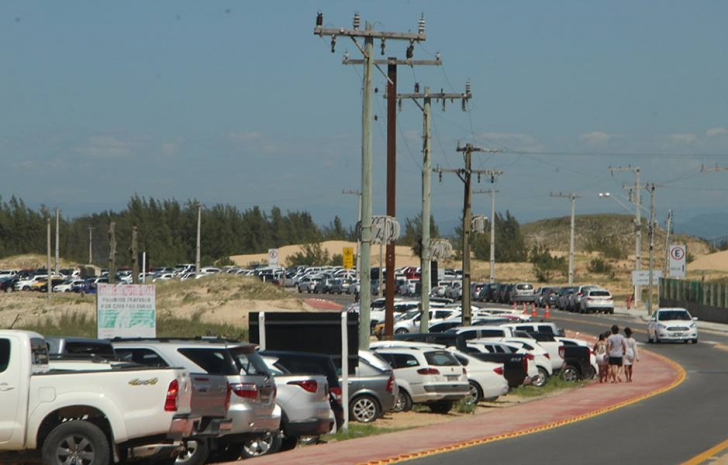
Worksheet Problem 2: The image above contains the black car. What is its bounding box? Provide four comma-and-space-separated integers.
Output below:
0, 277, 18, 293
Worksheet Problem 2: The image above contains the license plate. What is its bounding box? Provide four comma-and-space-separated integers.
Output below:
446, 375, 458, 381
670, 333, 682, 337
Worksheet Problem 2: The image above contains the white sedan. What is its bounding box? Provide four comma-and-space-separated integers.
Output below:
647, 308, 698, 344
449, 350, 509, 404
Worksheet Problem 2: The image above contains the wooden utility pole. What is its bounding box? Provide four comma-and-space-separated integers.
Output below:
550, 193, 580, 285
435, 145, 502, 326
396, 83, 472, 331
315, 12, 427, 350
647, 183, 657, 315
108, 222, 117, 284
131, 225, 139, 284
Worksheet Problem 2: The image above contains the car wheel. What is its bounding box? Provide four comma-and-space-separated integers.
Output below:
654, 333, 661, 344
693, 338, 699, 344
532, 367, 549, 388
42, 420, 110, 465
466, 381, 483, 405
240, 432, 281, 458
279, 435, 298, 451
647, 332, 653, 343
562, 365, 579, 382
428, 400, 454, 414
298, 287, 302, 293
393, 390, 412, 413
395, 328, 408, 335
351, 395, 380, 423
175, 439, 210, 465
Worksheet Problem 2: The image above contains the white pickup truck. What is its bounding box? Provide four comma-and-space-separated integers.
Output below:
0, 330, 199, 465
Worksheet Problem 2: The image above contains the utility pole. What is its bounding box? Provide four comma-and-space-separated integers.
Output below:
54, 208, 60, 275
131, 225, 139, 284
474, 188, 500, 284
342, 190, 362, 282
315, 12, 427, 350
610, 165, 642, 305
108, 222, 117, 285
46, 217, 51, 301
550, 193, 580, 285
647, 183, 657, 315
196, 204, 202, 274
435, 145, 502, 326
395, 83, 471, 331
346, 52, 440, 341
663, 210, 672, 277
88, 227, 94, 264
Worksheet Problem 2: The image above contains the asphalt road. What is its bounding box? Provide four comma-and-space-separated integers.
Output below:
303, 291, 728, 464
409, 310, 728, 465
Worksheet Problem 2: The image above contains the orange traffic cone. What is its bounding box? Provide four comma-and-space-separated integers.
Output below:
531, 303, 537, 318
544, 304, 551, 319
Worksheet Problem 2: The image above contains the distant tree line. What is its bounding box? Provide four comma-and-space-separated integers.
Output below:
456, 210, 527, 263
0, 195, 357, 267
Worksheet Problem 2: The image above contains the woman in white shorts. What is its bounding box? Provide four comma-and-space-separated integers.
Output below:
623, 327, 639, 382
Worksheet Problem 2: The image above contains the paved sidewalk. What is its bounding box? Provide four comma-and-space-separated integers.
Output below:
242, 347, 683, 465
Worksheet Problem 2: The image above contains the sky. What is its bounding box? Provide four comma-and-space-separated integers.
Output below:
1, 1, 727, 238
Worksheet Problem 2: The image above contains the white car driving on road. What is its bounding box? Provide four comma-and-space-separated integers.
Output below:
647, 308, 698, 344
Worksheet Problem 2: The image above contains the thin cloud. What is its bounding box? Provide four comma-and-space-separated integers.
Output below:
229, 131, 263, 146
669, 133, 697, 145
479, 132, 544, 152
75, 136, 132, 158
706, 127, 727, 137
580, 131, 613, 145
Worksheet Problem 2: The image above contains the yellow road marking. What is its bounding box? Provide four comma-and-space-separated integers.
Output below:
361, 351, 686, 465
682, 437, 728, 465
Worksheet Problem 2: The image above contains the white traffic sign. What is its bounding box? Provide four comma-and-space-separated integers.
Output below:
268, 248, 279, 266
669, 244, 686, 278
632, 270, 663, 286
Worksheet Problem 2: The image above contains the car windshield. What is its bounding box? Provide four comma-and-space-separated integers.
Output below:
590, 290, 611, 297
658, 311, 691, 321
399, 309, 420, 321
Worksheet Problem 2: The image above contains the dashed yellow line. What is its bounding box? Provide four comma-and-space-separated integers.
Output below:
361, 351, 686, 465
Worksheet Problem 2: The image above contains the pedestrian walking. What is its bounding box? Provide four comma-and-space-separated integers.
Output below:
607, 324, 626, 383
623, 327, 639, 382
593, 332, 609, 383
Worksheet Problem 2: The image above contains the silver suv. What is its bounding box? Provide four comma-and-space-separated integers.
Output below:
510, 282, 535, 303
112, 338, 281, 462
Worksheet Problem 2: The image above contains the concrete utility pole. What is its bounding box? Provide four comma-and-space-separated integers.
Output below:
46, 217, 51, 300
315, 12, 427, 350
54, 208, 60, 275
435, 145, 502, 326
346, 52, 440, 341
88, 227, 94, 264
395, 83, 472, 331
342, 190, 362, 282
108, 222, 117, 285
131, 226, 139, 284
196, 204, 202, 274
474, 188, 501, 284
647, 183, 657, 315
664, 210, 672, 277
610, 166, 642, 304
550, 193, 580, 286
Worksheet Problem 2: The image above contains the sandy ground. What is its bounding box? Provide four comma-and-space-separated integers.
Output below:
689, 249, 728, 272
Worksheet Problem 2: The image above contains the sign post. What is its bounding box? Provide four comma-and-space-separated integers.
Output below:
343, 247, 354, 270
268, 248, 279, 267
669, 245, 686, 278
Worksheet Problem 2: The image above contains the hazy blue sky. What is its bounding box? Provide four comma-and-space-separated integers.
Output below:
1, 1, 727, 236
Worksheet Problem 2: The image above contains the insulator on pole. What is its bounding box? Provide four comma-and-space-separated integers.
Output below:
316, 12, 323, 27
353, 12, 360, 30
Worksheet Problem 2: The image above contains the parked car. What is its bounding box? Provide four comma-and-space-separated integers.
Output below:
260, 355, 334, 451
556, 286, 578, 310
0, 330, 197, 464
647, 308, 698, 344
0, 276, 18, 293
572, 285, 601, 312
448, 350, 509, 404
510, 282, 535, 303
580, 288, 614, 314
113, 338, 281, 461
346, 351, 398, 423
373, 346, 469, 413
501, 322, 565, 338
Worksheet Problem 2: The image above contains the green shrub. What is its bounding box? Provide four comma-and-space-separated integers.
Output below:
587, 257, 613, 274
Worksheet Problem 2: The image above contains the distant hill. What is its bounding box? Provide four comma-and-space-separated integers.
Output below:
521, 213, 711, 258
